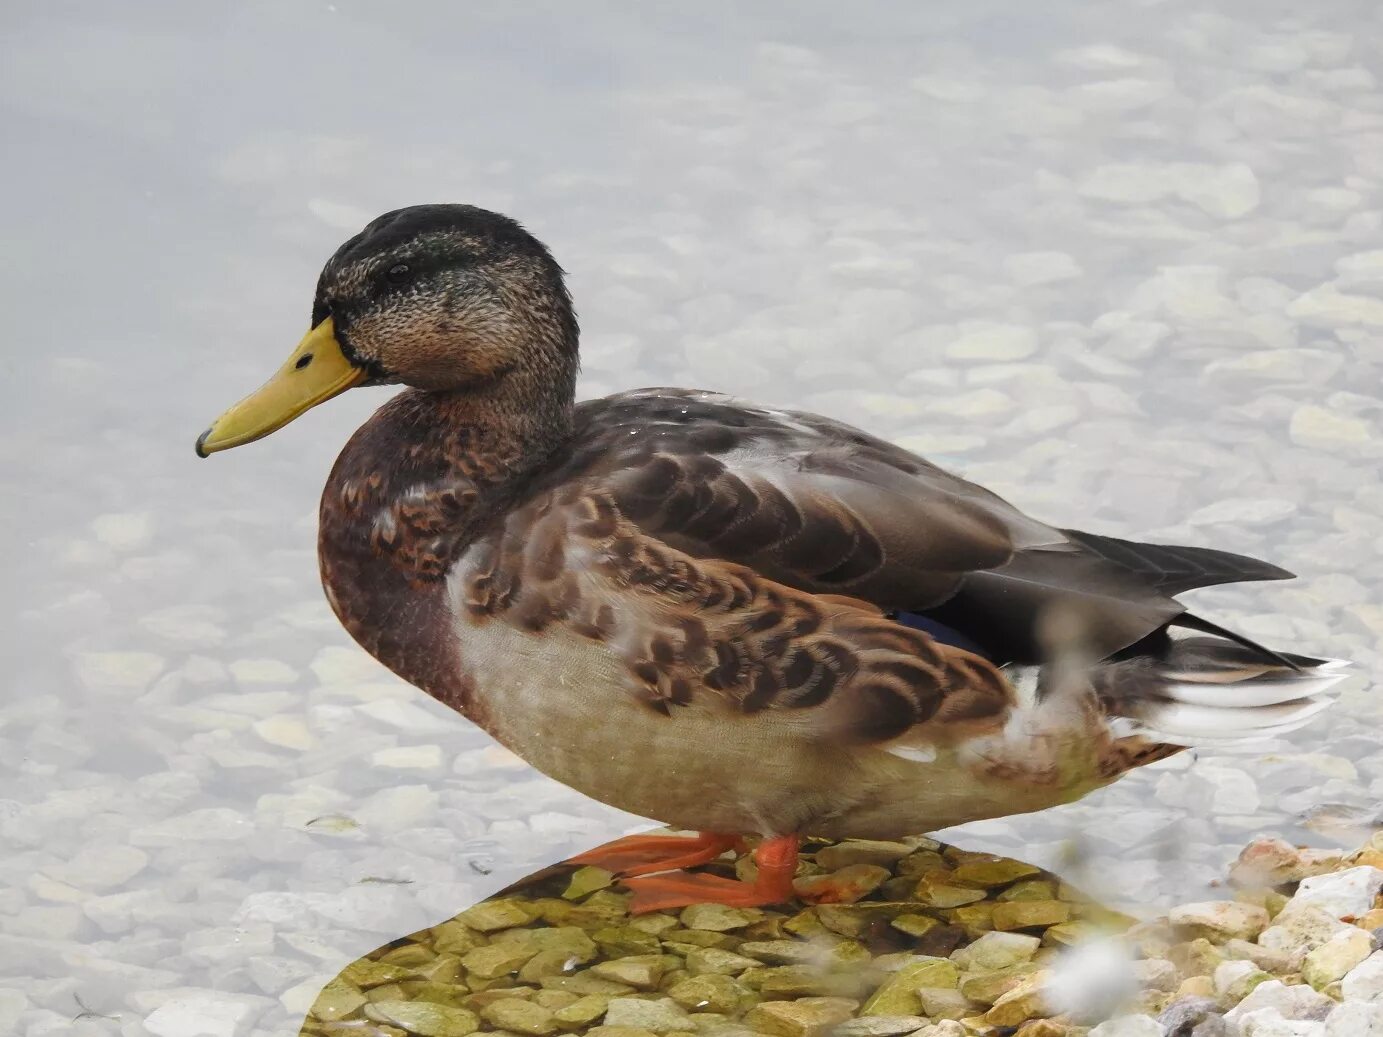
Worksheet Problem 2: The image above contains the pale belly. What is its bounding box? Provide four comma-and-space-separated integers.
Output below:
449, 613, 1102, 840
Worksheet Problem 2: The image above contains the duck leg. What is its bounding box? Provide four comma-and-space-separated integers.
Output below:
623, 835, 801, 913
568, 831, 741, 876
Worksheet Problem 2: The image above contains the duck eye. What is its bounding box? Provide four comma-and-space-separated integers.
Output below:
385, 263, 412, 285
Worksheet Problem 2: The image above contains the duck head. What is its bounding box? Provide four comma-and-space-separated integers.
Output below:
196, 204, 578, 456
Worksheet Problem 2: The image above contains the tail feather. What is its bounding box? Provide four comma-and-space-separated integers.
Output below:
1105, 634, 1350, 748
1061, 528, 1294, 595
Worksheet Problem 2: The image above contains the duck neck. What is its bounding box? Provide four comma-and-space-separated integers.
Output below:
317, 353, 576, 705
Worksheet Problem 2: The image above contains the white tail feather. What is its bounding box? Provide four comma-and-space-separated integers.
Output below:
1113, 637, 1350, 747
1156, 670, 1350, 709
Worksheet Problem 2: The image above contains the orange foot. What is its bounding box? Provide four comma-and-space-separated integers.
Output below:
624, 834, 801, 913
569, 831, 740, 878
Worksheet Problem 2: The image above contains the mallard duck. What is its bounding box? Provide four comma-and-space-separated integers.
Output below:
199, 204, 1349, 911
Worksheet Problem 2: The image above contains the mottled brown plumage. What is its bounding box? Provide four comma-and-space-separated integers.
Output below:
203, 204, 1349, 907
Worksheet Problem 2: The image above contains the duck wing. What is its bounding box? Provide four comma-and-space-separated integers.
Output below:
559, 388, 1290, 664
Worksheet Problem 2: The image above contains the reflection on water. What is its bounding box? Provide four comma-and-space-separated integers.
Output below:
297, 832, 1127, 1036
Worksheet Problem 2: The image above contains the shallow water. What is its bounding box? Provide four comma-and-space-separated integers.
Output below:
3, 1, 1382, 1034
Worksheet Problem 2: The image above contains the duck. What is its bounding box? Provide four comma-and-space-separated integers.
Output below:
198, 204, 1350, 912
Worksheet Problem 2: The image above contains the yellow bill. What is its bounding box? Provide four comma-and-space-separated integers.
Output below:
196, 317, 366, 457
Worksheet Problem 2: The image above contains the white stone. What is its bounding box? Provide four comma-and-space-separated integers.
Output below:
1134, 958, 1178, 992
1234, 1008, 1326, 1036
1089, 1015, 1165, 1037
1287, 285, 1383, 326
10, 904, 82, 939
1187, 499, 1295, 528
73, 651, 166, 693
230, 658, 299, 685
1170, 901, 1269, 941
132, 807, 254, 846
1290, 406, 1372, 449
355, 785, 438, 832
1003, 251, 1083, 286
1284, 867, 1383, 922
1080, 163, 1172, 204
914, 1023, 967, 1037
1335, 250, 1383, 284
309, 645, 388, 684
356, 697, 458, 735
952, 930, 1041, 970
944, 323, 1039, 362
140, 605, 227, 645
0, 990, 26, 1032
370, 744, 446, 770
183, 923, 275, 966
41, 843, 148, 890
1071, 77, 1172, 113
1175, 162, 1261, 219
91, 511, 154, 550
1128, 265, 1237, 323
1343, 952, 1383, 1002
1325, 1000, 1383, 1035
251, 715, 316, 751
1225, 981, 1335, 1028
307, 884, 419, 932
278, 976, 325, 1015
1304, 929, 1374, 989
1058, 44, 1146, 70
1206, 767, 1265, 814
143, 993, 261, 1037
1216, 959, 1261, 995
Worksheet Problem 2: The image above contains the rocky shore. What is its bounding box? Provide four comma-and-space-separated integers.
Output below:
298, 833, 1383, 1037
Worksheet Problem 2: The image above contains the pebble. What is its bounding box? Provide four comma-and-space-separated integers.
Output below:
251, 714, 316, 751
1003, 251, 1083, 286
229, 658, 299, 685
944, 323, 1039, 362
1324, 1000, 1383, 1034
680, 904, 762, 932
41, 843, 149, 890
1232, 1009, 1326, 1035
1170, 902, 1270, 942
1088, 1015, 1166, 1036
1302, 929, 1374, 989
1289, 405, 1373, 450
831, 1016, 929, 1036
1282, 868, 1383, 922
143, 993, 264, 1037
603, 997, 692, 1032
1230, 839, 1347, 889
1224, 982, 1335, 1028
368, 1000, 482, 1036
356, 696, 462, 734
480, 999, 558, 1036
370, 744, 446, 770
1258, 908, 1355, 959
1342, 952, 1383, 1001
861, 957, 958, 1015
744, 997, 855, 1037
953, 931, 1042, 970
72, 650, 166, 693
1159, 996, 1221, 1034
91, 511, 155, 550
